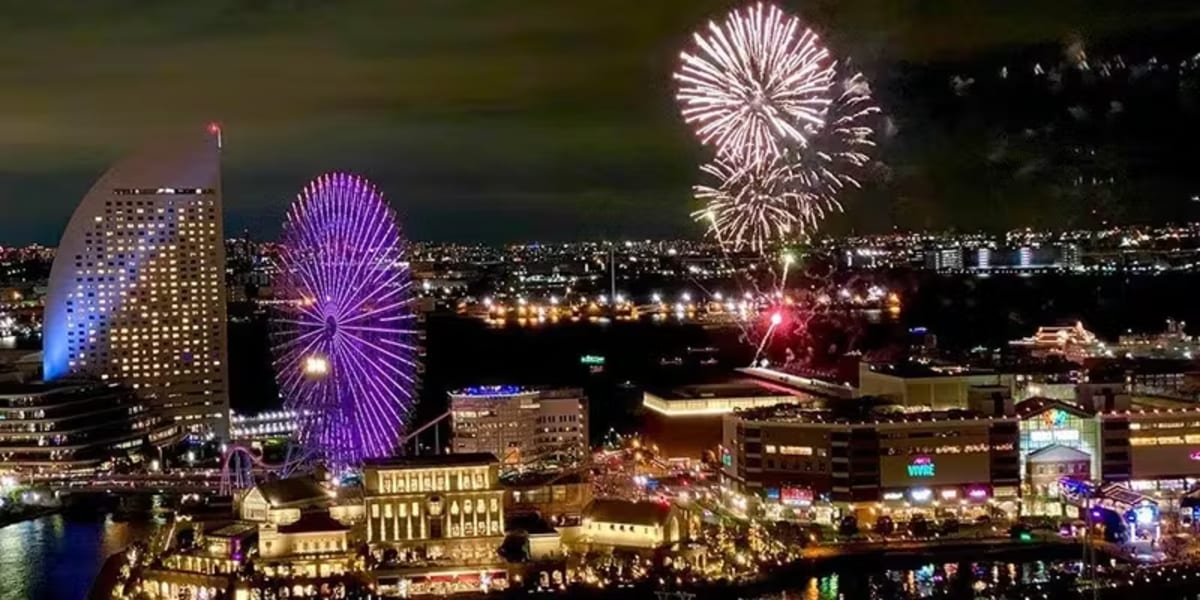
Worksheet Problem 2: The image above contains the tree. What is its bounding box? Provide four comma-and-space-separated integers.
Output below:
838, 515, 859, 537
499, 530, 530, 563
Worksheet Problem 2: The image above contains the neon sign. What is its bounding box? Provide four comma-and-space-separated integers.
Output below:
910, 487, 933, 502
1041, 408, 1070, 428
907, 456, 935, 477
1030, 429, 1080, 443
780, 487, 813, 506
1189, 450, 1200, 461
580, 354, 605, 366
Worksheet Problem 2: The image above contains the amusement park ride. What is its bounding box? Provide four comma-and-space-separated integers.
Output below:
218, 411, 452, 496
221, 172, 423, 496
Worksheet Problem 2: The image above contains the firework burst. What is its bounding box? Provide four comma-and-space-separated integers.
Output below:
675, 2, 836, 164
692, 158, 801, 253
789, 70, 880, 228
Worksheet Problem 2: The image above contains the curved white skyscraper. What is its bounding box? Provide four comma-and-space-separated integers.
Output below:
44, 127, 230, 439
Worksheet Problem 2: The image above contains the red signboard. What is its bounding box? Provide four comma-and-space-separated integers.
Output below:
781, 487, 813, 506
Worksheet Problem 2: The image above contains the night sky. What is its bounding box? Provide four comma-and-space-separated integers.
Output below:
2, 0, 1200, 244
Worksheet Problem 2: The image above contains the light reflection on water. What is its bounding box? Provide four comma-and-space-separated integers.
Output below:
0, 515, 158, 600
774, 560, 1077, 599
0, 515, 1078, 600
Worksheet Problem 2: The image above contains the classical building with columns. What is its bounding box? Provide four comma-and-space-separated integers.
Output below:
363, 453, 506, 565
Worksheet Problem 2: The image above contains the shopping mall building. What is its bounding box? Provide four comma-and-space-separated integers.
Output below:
720, 404, 1020, 524
720, 385, 1200, 525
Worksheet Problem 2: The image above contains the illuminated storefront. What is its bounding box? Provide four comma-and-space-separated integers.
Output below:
1017, 399, 1101, 516
1116, 409, 1200, 515
875, 426, 1018, 521
1017, 398, 1200, 517
724, 404, 1020, 524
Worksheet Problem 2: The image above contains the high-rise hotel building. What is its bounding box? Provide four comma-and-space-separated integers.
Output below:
43, 128, 230, 438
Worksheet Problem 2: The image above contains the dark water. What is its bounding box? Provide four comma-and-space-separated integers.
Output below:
230, 311, 754, 441
0, 515, 158, 600
896, 272, 1200, 350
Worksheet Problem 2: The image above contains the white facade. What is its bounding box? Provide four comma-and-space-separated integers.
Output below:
259, 523, 350, 559
240, 487, 302, 525
579, 499, 692, 550
450, 387, 588, 465
44, 128, 229, 438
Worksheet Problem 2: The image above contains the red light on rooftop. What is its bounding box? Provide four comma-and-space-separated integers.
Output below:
207, 122, 221, 134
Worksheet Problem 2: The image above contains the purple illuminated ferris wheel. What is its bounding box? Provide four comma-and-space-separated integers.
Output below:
271, 173, 419, 470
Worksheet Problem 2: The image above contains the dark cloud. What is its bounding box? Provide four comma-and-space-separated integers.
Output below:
0, 0, 1198, 243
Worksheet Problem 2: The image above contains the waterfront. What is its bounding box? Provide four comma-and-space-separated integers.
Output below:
0, 515, 158, 600
0, 513, 1101, 599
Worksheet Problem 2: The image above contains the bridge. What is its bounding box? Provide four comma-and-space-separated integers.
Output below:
30, 470, 224, 495
26, 409, 543, 496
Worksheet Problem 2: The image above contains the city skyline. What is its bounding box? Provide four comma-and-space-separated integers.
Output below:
3, 2, 1200, 244
14, 4, 1200, 599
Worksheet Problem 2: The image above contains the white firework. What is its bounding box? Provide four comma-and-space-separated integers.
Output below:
675, 2, 836, 165
692, 157, 801, 252
790, 70, 880, 224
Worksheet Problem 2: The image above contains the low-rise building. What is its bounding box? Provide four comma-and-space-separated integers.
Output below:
364, 453, 510, 596
858, 362, 1014, 410
141, 521, 255, 599
643, 378, 810, 460
239, 477, 331, 525
363, 453, 506, 562
503, 471, 592, 525
1009, 396, 1200, 516
256, 512, 357, 580
229, 409, 299, 442
450, 386, 588, 466
578, 499, 695, 551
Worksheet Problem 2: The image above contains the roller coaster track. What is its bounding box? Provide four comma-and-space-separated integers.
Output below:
218, 444, 311, 496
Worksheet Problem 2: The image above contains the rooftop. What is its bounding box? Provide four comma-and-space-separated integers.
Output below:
450, 385, 536, 398
863, 362, 1000, 379
1014, 397, 1094, 420
208, 521, 258, 538
277, 512, 350, 534
363, 453, 498, 469
0, 380, 108, 397
584, 499, 674, 527
648, 378, 803, 402
734, 402, 993, 425
502, 470, 587, 488
254, 477, 330, 508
